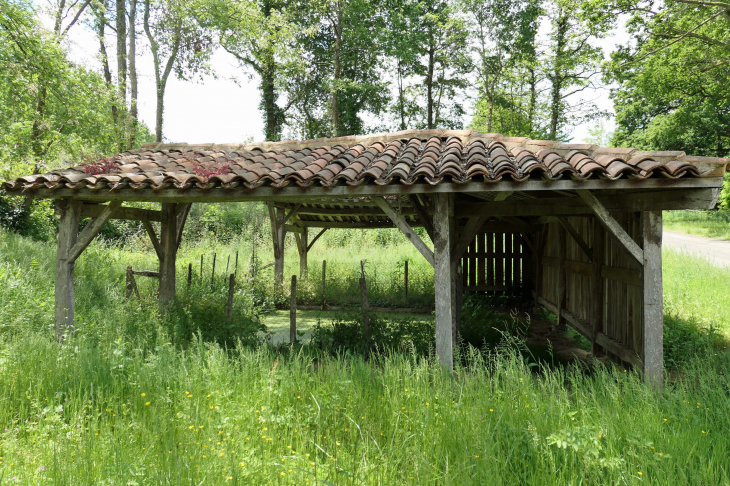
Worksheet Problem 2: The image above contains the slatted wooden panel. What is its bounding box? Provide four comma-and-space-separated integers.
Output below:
536, 214, 647, 366
462, 231, 530, 295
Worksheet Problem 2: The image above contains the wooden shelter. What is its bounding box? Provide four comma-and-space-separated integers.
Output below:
3, 129, 728, 384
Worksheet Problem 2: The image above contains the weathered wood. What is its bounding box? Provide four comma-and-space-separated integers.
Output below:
141, 218, 163, 261
211, 253, 216, 288
642, 211, 663, 386
359, 276, 370, 344
557, 225, 567, 327
284, 224, 304, 234
282, 204, 302, 225
62, 203, 165, 222
455, 264, 463, 339
274, 207, 285, 286
558, 216, 593, 262
300, 221, 422, 229
296, 207, 412, 217
298, 226, 308, 279
375, 197, 435, 267
591, 218, 605, 356
601, 265, 641, 287
577, 190, 643, 264
307, 228, 328, 251
433, 193, 455, 371
126, 265, 141, 300
175, 203, 192, 251
187, 263, 192, 289
290, 275, 297, 343
68, 201, 122, 263
321, 260, 326, 310
158, 203, 178, 303
404, 260, 409, 303
26, 177, 724, 203
409, 195, 434, 240
267, 202, 280, 259
227, 274, 235, 323
132, 270, 160, 278
55, 200, 81, 341
200, 254, 203, 283
451, 216, 489, 263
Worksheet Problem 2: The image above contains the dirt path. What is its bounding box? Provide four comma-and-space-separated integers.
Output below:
663, 230, 730, 267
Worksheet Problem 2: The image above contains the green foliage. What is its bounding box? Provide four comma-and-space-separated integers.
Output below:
459, 293, 530, 349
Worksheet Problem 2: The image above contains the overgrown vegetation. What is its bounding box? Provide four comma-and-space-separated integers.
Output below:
1, 223, 730, 483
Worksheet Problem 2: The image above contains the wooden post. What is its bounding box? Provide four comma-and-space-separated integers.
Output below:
227, 274, 235, 323
270, 206, 286, 287
299, 226, 308, 279
360, 277, 370, 344
200, 254, 203, 283
211, 253, 216, 289
455, 264, 463, 339
159, 203, 178, 304
557, 223, 567, 327
235, 251, 239, 276
404, 260, 409, 304
321, 260, 326, 310
590, 218, 605, 356
225, 256, 230, 284
187, 263, 192, 290
55, 200, 81, 341
126, 265, 140, 300
642, 211, 663, 386
433, 193, 455, 371
290, 275, 297, 344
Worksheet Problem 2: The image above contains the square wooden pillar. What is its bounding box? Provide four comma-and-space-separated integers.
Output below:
298, 226, 308, 279
55, 200, 81, 341
433, 193, 456, 371
159, 203, 178, 303
642, 210, 663, 386
268, 203, 286, 287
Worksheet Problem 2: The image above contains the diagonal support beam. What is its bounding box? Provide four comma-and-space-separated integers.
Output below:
175, 203, 192, 251
68, 201, 122, 263
558, 216, 593, 261
282, 204, 302, 225
577, 190, 643, 264
141, 217, 163, 261
409, 195, 434, 241
376, 197, 435, 267
451, 216, 489, 264
307, 228, 328, 252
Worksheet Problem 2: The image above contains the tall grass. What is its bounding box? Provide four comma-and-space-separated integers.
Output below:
1, 228, 730, 484
664, 210, 730, 240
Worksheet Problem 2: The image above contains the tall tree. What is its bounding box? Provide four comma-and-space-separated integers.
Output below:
543, 0, 605, 140
144, 0, 212, 141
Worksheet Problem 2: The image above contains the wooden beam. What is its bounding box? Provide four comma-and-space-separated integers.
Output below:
67, 201, 122, 263
576, 190, 643, 265
175, 203, 192, 251
409, 195, 434, 240
299, 221, 420, 229
274, 207, 285, 286
451, 216, 489, 263
132, 270, 160, 278
433, 193, 455, 371
141, 218, 163, 261
24, 177, 723, 203
282, 204, 302, 225
267, 202, 280, 260
558, 216, 593, 261
642, 211, 663, 386
298, 226, 308, 279
284, 224, 304, 234
375, 197, 435, 267
307, 228, 327, 252
60, 203, 165, 222
557, 225, 567, 327
55, 200, 81, 341
294, 207, 414, 217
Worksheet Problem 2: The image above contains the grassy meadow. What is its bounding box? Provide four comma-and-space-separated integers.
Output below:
664, 210, 730, 240
0, 222, 729, 485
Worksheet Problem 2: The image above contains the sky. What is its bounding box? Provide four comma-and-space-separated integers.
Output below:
62, 12, 630, 146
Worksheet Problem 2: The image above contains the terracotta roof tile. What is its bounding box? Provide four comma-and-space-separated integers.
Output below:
2, 129, 728, 195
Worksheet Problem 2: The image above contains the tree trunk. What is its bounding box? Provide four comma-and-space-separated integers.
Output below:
426, 45, 435, 129
332, 5, 343, 136
128, 0, 138, 148
261, 52, 279, 141
549, 13, 567, 140
116, 0, 127, 110
97, 14, 119, 124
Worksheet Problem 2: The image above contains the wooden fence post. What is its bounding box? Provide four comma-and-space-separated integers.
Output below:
200, 254, 203, 284
227, 274, 235, 323
211, 253, 217, 289
187, 263, 192, 290
225, 255, 230, 284
359, 261, 370, 344
290, 275, 297, 344
404, 260, 409, 304
126, 265, 141, 300
321, 260, 326, 310
235, 251, 239, 276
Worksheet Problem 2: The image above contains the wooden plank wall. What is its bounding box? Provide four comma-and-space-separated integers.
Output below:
461, 231, 531, 294
537, 214, 646, 365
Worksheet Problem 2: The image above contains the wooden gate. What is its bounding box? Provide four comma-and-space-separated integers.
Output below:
461, 231, 533, 295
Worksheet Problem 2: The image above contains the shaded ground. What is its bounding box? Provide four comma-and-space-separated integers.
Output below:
664, 230, 730, 267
